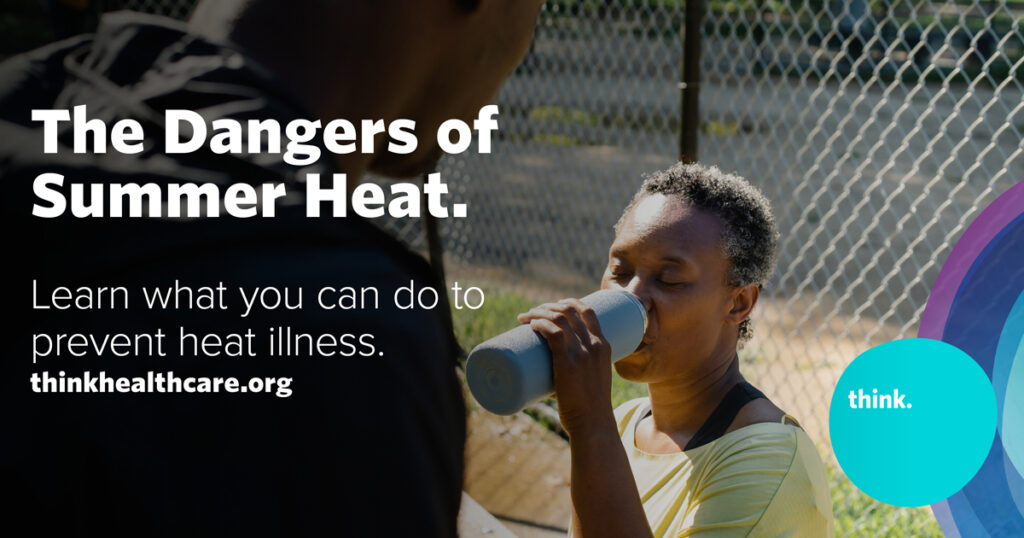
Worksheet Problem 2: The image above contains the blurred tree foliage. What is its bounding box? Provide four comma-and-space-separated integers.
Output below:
1, 0, 56, 55
0, 0, 128, 56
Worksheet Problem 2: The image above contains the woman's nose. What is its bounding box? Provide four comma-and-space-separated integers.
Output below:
623, 277, 654, 312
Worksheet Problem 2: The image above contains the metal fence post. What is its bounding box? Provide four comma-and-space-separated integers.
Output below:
679, 0, 704, 164
422, 172, 447, 287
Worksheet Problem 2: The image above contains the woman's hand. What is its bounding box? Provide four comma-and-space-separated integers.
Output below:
520, 299, 654, 538
517, 298, 614, 436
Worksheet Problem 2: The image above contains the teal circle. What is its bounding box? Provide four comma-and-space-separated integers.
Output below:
829, 338, 997, 507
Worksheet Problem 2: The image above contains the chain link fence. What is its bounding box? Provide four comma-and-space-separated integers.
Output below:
438, 1, 1020, 535
120, 0, 195, 19
65, 0, 1024, 535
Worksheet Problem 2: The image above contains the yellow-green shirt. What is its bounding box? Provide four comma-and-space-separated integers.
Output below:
568, 397, 834, 537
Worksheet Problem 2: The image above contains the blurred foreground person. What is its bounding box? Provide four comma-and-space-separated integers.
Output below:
0, 1, 544, 536
519, 163, 834, 537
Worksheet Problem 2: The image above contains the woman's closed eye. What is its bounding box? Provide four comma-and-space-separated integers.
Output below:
655, 269, 689, 286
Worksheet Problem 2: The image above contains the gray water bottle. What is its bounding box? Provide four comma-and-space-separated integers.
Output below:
466, 289, 648, 415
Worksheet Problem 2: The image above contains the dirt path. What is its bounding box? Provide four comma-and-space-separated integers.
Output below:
464, 408, 572, 538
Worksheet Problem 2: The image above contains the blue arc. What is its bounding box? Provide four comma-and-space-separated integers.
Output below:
939, 213, 1024, 537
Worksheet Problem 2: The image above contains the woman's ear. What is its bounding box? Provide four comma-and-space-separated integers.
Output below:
726, 284, 759, 325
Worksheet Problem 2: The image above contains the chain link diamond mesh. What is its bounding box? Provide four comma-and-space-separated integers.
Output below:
120, 0, 196, 19
125, 1, 1023, 535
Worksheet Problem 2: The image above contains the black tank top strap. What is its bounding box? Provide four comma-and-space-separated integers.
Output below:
684, 381, 767, 450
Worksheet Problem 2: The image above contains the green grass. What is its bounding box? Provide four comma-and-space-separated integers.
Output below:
829, 466, 943, 537
451, 291, 537, 351
453, 289, 944, 536
530, 106, 604, 128
610, 370, 648, 407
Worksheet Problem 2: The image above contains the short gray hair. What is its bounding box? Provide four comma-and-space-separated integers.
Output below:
616, 162, 779, 341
